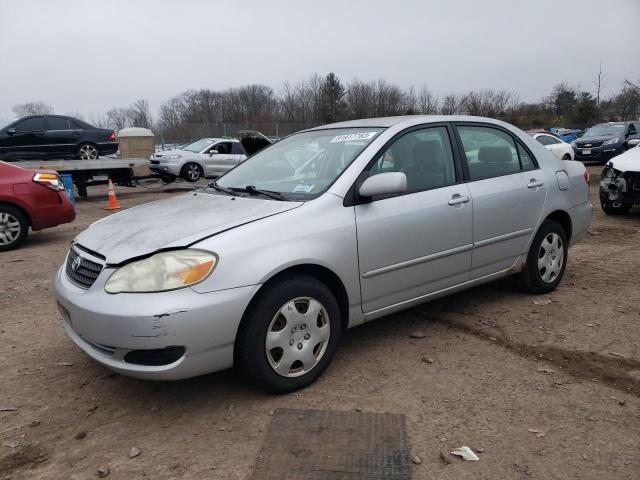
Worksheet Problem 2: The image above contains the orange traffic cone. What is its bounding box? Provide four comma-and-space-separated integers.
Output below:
105, 179, 122, 210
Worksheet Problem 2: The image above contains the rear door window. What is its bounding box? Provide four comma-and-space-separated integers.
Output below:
231, 142, 246, 155
457, 125, 531, 180
48, 117, 71, 130
536, 135, 559, 145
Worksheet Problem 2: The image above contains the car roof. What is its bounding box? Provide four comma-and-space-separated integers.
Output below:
306, 115, 520, 130
196, 137, 240, 143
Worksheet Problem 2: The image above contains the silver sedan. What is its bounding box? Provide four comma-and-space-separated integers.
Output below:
54, 116, 593, 393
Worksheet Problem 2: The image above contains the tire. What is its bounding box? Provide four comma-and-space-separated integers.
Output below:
516, 220, 568, 294
235, 275, 342, 393
159, 173, 176, 184
180, 162, 203, 182
77, 143, 99, 160
600, 191, 632, 215
0, 205, 29, 251
561, 154, 571, 160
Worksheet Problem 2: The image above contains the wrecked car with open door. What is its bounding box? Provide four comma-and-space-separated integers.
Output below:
600, 138, 640, 215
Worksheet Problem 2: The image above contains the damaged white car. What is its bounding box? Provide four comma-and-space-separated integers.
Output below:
600, 138, 640, 215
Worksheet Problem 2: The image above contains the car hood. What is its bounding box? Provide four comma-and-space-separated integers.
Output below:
608, 147, 640, 173
152, 149, 187, 158
74, 192, 302, 264
576, 135, 618, 144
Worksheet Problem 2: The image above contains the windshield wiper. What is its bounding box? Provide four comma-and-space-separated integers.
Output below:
230, 185, 286, 201
207, 182, 239, 196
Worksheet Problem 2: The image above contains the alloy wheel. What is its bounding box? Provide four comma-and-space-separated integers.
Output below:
537, 232, 564, 283
79, 144, 98, 160
0, 212, 21, 246
187, 164, 201, 181
265, 297, 330, 378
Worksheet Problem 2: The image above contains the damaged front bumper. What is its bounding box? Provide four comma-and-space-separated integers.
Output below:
600, 166, 640, 207
54, 264, 260, 380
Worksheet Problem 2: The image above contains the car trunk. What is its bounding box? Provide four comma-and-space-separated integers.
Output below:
235, 130, 273, 156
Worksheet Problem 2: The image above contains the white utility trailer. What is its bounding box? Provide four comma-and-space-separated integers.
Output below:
12, 158, 151, 197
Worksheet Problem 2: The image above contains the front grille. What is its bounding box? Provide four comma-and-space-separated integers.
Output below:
65, 246, 104, 289
150, 160, 160, 165
577, 141, 603, 148
124, 347, 185, 366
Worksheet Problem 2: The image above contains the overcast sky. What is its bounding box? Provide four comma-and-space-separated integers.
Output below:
1, 0, 639, 122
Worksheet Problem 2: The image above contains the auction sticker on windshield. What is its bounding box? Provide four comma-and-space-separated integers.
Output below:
330, 132, 378, 143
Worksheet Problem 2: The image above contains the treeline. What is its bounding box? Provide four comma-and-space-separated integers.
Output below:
12, 73, 640, 142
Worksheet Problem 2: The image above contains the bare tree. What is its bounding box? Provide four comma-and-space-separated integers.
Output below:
106, 107, 128, 131
440, 94, 463, 115
594, 63, 607, 118
417, 86, 439, 114
65, 111, 85, 121
89, 114, 110, 128
12, 101, 53, 117
126, 99, 152, 129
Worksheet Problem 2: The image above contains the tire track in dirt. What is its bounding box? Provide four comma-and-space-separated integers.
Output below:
431, 312, 640, 396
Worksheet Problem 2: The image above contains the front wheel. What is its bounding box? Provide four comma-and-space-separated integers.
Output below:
235, 275, 342, 393
77, 143, 99, 160
0, 205, 28, 251
561, 153, 571, 160
516, 220, 568, 294
600, 191, 632, 215
180, 162, 202, 182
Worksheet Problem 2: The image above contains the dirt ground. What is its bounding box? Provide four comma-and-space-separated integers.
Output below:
1, 167, 639, 480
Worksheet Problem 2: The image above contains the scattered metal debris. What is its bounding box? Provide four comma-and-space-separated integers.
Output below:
451, 446, 479, 461
533, 299, 552, 306
96, 466, 110, 477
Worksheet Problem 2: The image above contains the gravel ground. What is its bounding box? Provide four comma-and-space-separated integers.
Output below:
0, 167, 638, 479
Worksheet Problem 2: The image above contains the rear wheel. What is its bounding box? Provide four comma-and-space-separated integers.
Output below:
77, 143, 99, 160
517, 220, 567, 294
0, 205, 28, 251
235, 275, 342, 393
180, 162, 202, 182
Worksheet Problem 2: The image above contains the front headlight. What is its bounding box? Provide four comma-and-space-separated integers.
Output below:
603, 137, 620, 146
166, 154, 182, 160
105, 249, 217, 294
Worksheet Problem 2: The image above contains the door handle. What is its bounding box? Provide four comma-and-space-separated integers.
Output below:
448, 194, 470, 206
527, 179, 544, 188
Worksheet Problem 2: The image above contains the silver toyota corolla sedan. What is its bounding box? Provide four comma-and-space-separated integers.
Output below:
55, 116, 593, 393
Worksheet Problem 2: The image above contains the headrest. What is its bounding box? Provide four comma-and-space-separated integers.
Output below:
477, 145, 513, 164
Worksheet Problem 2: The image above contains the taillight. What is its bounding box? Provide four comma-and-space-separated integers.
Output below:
108, 131, 117, 141
33, 173, 65, 191
583, 168, 590, 184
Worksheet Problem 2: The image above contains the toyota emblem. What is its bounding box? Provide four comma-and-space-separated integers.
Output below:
71, 257, 82, 272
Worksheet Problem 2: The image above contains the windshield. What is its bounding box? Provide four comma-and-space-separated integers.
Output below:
583, 124, 625, 138
217, 128, 384, 199
182, 139, 215, 152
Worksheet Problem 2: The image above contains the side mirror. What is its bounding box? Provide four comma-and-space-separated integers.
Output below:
6, 128, 16, 136
628, 138, 640, 147
208, 150, 218, 156
359, 172, 407, 198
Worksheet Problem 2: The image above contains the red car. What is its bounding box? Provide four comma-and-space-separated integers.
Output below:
0, 162, 75, 251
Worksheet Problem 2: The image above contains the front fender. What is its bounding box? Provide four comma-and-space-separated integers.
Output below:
189, 194, 361, 312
